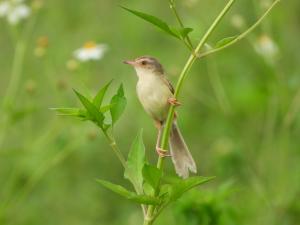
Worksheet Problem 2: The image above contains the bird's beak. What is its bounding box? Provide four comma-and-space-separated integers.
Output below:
123, 60, 136, 66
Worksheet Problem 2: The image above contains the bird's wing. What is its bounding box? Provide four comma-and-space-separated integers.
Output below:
162, 76, 175, 94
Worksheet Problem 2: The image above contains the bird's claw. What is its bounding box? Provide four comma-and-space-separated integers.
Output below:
168, 97, 181, 106
156, 147, 171, 157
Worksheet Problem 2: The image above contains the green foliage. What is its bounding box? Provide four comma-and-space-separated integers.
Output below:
215, 36, 238, 48
74, 89, 105, 127
173, 182, 240, 225
121, 6, 193, 41
95, 129, 213, 210
93, 79, 113, 109
0, 1, 290, 225
50, 108, 87, 118
177, 27, 194, 39
166, 176, 215, 202
53, 81, 127, 132
110, 84, 127, 125
124, 130, 146, 194
96, 179, 160, 205
142, 164, 162, 190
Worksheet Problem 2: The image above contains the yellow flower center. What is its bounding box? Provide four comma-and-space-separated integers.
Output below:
83, 41, 97, 49
37, 36, 49, 48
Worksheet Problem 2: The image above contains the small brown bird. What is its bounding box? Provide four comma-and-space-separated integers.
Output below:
124, 56, 197, 178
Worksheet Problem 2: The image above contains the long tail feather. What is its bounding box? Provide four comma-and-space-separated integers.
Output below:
169, 122, 197, 178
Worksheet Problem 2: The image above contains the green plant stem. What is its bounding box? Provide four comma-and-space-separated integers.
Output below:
0, 39, 26, 148
2, 40, 26, 109
0, 14, 37, 149
103, 131, 147, 215
104, 132, 126, 168
206, 55, 231, 115
143, 1, 236, 224
168, 0, 194, 49
197, 0, 281, 60
162, 0, 236, 163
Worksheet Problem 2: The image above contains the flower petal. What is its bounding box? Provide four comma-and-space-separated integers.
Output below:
0, 1, 10, 17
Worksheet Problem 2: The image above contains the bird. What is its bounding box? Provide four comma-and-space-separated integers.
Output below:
123, 56, 197, 178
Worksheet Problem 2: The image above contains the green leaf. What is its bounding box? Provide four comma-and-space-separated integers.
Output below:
96, 179, 160, 205
73, 89, 104, 127
143, 181, 155, 196
100, 104, 113, 113
102, 123, 111, 131
51, 108, 87, 118
178, 27, 194, 39
168, 176, 215, 202
159, 184, 172, 199
121, 6, 180, 39
142, 164, 162, 190
215, 36, 237, 48
124, 130, 145, 194
110, 84, 127, 124
93, 80, 113, 109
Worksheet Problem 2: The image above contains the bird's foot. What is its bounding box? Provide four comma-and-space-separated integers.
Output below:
168, 97, 181, 106
156, 147, 171, 157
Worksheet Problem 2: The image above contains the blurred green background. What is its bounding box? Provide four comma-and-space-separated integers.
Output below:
0, 0, 300, 224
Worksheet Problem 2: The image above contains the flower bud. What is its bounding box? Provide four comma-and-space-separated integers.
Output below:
254, 34, 279, 63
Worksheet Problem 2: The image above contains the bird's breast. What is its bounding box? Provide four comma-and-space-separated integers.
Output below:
136, 74, 172, 121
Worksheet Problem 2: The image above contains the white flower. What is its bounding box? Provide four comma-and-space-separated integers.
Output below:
0, 1, 10, 16
8, 4, 30, 24
254, 34, 279, 62
0, 0, 31, 25
74, 41, 108, 62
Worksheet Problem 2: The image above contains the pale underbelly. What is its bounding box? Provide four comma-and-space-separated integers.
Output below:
137, 81, 172, 122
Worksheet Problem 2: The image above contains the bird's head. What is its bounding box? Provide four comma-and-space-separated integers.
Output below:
123, 56, 164, 76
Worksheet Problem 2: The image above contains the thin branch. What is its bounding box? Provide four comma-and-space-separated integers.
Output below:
143, 0, 281, 224
0, 12, 38, 148
168, 0, 194, 49
143, 1, 237, 224
197, 0, 281, 59
103, 132, 126, 168
103, 131, 147, 216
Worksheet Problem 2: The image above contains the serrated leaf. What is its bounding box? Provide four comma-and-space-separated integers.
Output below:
96, 179, 160, 205
168, 176, 215, 202
121, 6, 180, 39
215, 36, 237, 48
93, 80, 113, 109
74, 89, 104, 127
51, 108, 87, 118
124, 130, 145, 194
110, 84, 127, 124
142, 164, 162, 190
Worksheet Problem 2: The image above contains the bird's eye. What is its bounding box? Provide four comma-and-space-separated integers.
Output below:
141, 60, 147, 65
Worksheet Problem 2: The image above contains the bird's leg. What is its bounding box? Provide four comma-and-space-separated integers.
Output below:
168, 97, 181, 106
155, 121, 171, 157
